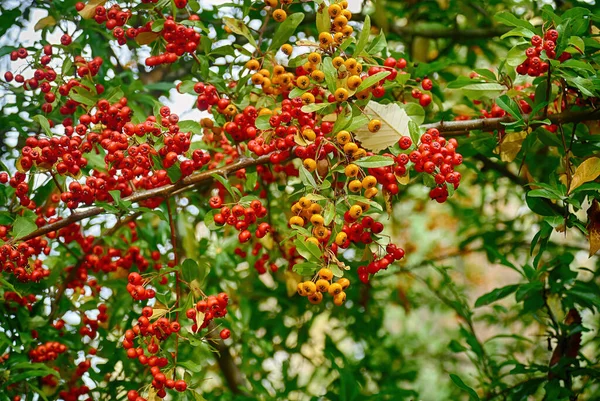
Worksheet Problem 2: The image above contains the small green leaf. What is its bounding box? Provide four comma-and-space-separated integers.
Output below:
450, 374, 480, 401
354, 15, 370, 55
32, 115, 52, 137
354, 155, 394, 168
269, 13, 304, 51
475, 284, 519, 307
178, 120, 202, 135
355, 70, 390, 93
255, 115, 271, 130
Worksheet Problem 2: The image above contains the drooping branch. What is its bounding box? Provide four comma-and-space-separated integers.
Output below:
12, 109, 600, 244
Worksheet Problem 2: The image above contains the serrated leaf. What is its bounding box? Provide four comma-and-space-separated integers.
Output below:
569, 157, 600, 194
269, 13, 304, 51
354, 101, 410, 153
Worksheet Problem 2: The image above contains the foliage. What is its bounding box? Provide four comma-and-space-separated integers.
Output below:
0, 0, 599, 400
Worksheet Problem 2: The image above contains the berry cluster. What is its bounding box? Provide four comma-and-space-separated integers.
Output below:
80, 303, 108, 338
212, 199, 270, 243
516, 29, 571, 76
289, 197, 331, 244
123, 308, 186, 398
127, 272, 157, 301
337, 216, 385, 247
29, 341, 67, 362
145, 18, 201, 66
297, 268, 350, 305
399, 128, 463, 203
357, 243, 406, 283
4, 291, 37, 310
185, 292, 230, 332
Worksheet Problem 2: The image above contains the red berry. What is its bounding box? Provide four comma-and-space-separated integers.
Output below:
220, 328, 231, 339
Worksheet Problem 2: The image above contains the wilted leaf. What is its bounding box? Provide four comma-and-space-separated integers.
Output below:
78, 0, 108, 20
495, 131, 527, 162
587, 199, 600, 257
34, 15, 56, 31
135, 31, 160, 45
569, 157, 600, 194
354, 101, 411, 153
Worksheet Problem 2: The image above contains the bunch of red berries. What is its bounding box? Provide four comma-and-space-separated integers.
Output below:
212, 199, 270, 243
185, 292, 229, 332
29, 341, 67, 362
516, 29, 571, 76
357, 243, 405, 283
127, 272, 156, 301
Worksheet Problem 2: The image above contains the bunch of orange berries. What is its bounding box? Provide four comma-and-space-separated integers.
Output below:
297, 268, 350, 305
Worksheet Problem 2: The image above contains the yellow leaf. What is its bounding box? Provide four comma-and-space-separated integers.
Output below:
78, 0, 108, 20
495, 131, 527, 162
587, 199, 600, 257
135, 31, 160, 46
396, 170, 410, 185
34, 16, 56, 31
284, 270, 302, 297
354, 101, 410, 153
569, 157, 600, 194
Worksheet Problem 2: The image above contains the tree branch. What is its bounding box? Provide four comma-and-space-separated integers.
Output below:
15, 155, 273, 243
392, 24, 510, 40
12, 109, 600, 244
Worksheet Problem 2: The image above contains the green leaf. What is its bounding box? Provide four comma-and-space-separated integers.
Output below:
179, 120, 202, 135
299, 166, 318, 189
245, 171, 257, 192
269, 13, 304, 51
151, 19, 165, 32
289, 87, 307, 99
450, 374, 480, 401
211, 173, 237, 200
367, 30, 387, 55
526, 193, 558, 216
10, 215, 37, 240
494, 11, 536, 33
322, 56, 337, 94
495, 95, 522, 118
301, 102, 331, 113
355, 70, 390, 93
501, 27, 536, 40
354, 15, 370, 55
32, 115, 52, 137
332, 105, 352, 134
255, 115, 271, 130
293, 261, 320, 276
506, 43, 529, 67
315, 0, 331, 34
223, 17, 256, 47
354, 155, 394, 168
475, 284, 519, 307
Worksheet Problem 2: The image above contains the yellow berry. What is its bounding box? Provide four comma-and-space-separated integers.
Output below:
364, 187, 378, 199
281, 44, 293, 55
310, 70, 325, 83
334, 87, 349, 102
316, 279, 330, 293
344, 163, 359, 177
319, 268, 334, 281
356, 89, 370, 100
273, 9, 287, 22
308, 52, 321, 64
318, 32, 333, 46
333, 15, 348, 28
297, 75, 310, 89
335, 232, 348, 246
347, 75, 362, 90
306, 236, 320, 246
343, 142, 358, 154
342, 9, 352, 20
334, 32, 345, 44
342, 25, 353, 37
332, 56, 345, 69
302, 129, 316, 141
246, 59, 260, 70
310, 214, 324, 226
313, 226, 328, 239
348, 179, 362, 192
289, 216, 305, 227
349, 204, 363, 219
352, 148, 367, 160
368, 119, 382, 133
308, 203, 322, 214
328, 4, 342, 18
328, 282, 342, 296
344, 58, 357, 71
264, 0, 277, 6
251, 73, 264, 85
362, 175, 377, 189
338, 277, 350, 290
303, 158, 317, 172
299, 197, 311, 208
302, 62, 316, 74
339, 0, 348, 8
301, 92, 315, 105
333, 291, 346, 306
297, 283, 307, 296
336, 130, 351, 145
302, 281, 317, 295
308, 291, 323, 304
